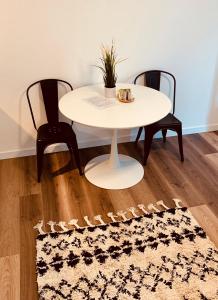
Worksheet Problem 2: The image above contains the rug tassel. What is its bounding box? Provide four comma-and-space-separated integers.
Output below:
173, 198, 183, 208
137, 204, 148, 214
148, 204, 160, 212
84, 216, 94, 226
68, 219, 82, 229
128, 207, 139, 217
47, 221, 56, 233
33, 199, 184, 233
117, 210, 129, 221
107, 212, 118, 222
33, 220, 45, 234
58, 221, 69, 232
156, 200, 170, 210
94, 215, 106, 225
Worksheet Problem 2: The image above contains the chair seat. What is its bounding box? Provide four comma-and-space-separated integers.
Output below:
37, 122, 76, 142
153, 113, 181, 127
134, 70, 184, 165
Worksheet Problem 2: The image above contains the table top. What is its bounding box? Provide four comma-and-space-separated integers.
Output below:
59, 83, 172, 129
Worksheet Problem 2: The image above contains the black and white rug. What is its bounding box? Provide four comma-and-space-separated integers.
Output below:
35, 201, 218, 299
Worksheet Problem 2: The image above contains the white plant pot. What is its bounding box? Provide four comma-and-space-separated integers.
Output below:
105, 87, 116, 98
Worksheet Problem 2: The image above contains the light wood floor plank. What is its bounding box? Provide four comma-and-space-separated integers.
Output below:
0, 158, 21, 257
200, 131, 218, 151
205, 153, 218, 170
0, 255, 20, 300
20, 194, 43, 300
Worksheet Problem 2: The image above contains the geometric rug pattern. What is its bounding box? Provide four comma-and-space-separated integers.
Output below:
36, 208, 218, 299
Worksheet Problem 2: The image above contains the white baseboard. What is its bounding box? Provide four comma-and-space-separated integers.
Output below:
154, 123, 218, 138
0, 134, 132, 160
173, 124, 218, 135
0, 123, 218, 160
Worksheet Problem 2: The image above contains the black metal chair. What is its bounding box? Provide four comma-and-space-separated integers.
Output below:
134, 70, 184, 165
26, 79, 83, 182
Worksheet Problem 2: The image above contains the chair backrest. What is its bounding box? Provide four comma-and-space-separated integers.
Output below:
26, 79, 73, 130
134, 70, 176, 114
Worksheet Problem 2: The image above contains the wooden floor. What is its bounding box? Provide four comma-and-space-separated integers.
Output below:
0, 131, 218, 300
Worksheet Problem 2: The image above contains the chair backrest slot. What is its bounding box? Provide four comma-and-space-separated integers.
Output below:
40, 79, 59, 125
145, 71, 161, 91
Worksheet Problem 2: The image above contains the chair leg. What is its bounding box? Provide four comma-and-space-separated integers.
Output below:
177, 126, 184, 162
36, 141, 46, 182
162, 129, 167, 143
143, 128, 154, 165
135, 127, 143, 144
67, 143, 83, 176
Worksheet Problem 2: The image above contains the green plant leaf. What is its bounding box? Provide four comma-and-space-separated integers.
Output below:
94, 41, 126, 88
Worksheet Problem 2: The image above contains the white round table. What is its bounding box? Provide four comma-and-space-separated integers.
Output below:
59, 83, 171, 189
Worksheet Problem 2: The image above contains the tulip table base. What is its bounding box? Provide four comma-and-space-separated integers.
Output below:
84, 154, 144, 189
84, 129, 144, 189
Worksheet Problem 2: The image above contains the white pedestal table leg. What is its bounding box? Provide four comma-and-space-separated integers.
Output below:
84, 129, 144, 189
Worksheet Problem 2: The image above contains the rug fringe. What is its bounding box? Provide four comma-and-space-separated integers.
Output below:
68, 219, 81, 229
34, 198, 184, 234
107, 212, 118, 222
94, 215, 106, 225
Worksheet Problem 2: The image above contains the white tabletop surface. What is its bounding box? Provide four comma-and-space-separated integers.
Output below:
59, 83, 172, 129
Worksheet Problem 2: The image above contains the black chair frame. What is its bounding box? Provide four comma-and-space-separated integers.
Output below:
26, 78, 83, 181
26, 79, 74, 130
134, 70, 184, 165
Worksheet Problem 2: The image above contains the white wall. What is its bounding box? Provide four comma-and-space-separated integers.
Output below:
0, 0, 218, 159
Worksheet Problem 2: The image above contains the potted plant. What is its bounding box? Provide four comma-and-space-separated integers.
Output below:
96, 41, 124, 98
